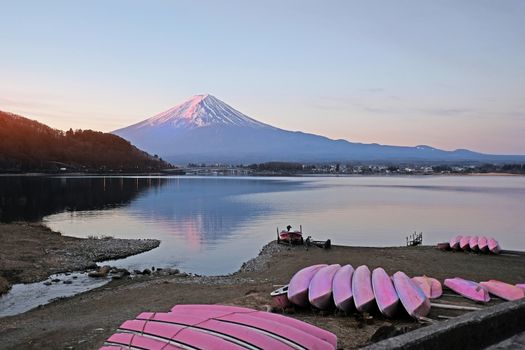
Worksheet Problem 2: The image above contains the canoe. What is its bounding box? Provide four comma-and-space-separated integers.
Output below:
487, 238, 501, 254
517, 284, 525, 293
459, 235, 471, 250
371, 268, 399, 317
392, 271, 430, 319
469, 236, 479, 251
288, 264, 328, 307
449, 235, 462, 250
170, 304, 337, 348
352, 265, 375, 312
105, 333, 184, 350
412, 276, 443, 299
118, 319, 247, 350
308, 264, 341, 309
137, 311, 336, 350
332, 264, 355, 312
478, 236, 489, 252
479, 280, 525, 301
444, 277, 490, 302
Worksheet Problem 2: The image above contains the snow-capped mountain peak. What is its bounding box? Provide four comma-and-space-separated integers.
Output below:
127, 94, 270, 130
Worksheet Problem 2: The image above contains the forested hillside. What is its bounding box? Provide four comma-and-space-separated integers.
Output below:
0, 111, 171, 172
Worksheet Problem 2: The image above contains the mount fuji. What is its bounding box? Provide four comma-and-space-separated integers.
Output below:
113, 94, 524, 164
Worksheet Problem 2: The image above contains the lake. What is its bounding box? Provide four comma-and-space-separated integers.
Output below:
1, 175, 524, 275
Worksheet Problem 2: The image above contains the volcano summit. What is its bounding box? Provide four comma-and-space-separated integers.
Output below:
113, 95, 524, 164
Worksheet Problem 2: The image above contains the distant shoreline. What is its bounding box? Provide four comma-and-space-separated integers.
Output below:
0, 172, 523, 177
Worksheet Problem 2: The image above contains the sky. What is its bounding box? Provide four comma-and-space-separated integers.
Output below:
1, 0, 524, 154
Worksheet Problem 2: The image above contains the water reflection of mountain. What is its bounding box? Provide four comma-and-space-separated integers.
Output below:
126, 177, 305, 242
0, 176, 167, 222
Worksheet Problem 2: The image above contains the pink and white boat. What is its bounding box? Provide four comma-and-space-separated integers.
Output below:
104, 333, 184, 350
487, 238, 501, 254
308, 264, 341, 309
287, 264, 328, 307
449, 235, 462, 250
392, 271, 430, 319
516, 284, 525, 293
478, 236, 489, 252
459, 236, 471, 250
137, 311, 336, 350
170, 304, 337, 348
469, 236, 479, 251
332, 264, 355, 312
371, 267, 399, 317
352, 265, 375, 312
479, 280, 525, 301
117, 320, 247, 350
411, 276, 443, 299
444, 277, 490, 302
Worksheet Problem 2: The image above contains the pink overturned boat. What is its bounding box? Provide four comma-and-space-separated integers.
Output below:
287, 264, 328, 307
444, 277, 490, 302
371, 267, 399, 317
117, 320, 247, 350
487, 238, 501, 254
104, 333, 184, 350
352, 265, 375, 312
449, 235, 462, 250
479, 280, 525, 301
170, 304, 337, 348
392, 271, 430, 319
412, 276, 443, 299
478, 236, 489, 252
332, 264, 355, 312
459, 235, 471, 250
469, 236, 479, 251
308, 264, 341, 309
138, 310, 336, 350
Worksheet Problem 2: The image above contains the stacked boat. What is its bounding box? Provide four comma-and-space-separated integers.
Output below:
101, 304, 338, 350
448, 235, 501, 254
287, 264, 441, 319
444, 277, 525, 302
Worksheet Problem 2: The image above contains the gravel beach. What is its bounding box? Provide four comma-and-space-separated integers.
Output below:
0, 223, 160, 294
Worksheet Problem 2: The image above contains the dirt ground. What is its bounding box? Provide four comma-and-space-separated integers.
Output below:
1, 232, 525, 349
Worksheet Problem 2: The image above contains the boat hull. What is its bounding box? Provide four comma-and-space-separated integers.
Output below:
393, 271, 430, 319
372, 267, 399, 317
459, 236, 471, 250
449, 235, 462, 250
478, 236, 489, 252
308, 264, 341, 309
469, 236, 479, 251
332, 264, 355, 312
352, 265, 375, 313
287, 264, 328, 307
444, 277, 490, 302
170, 304, 338, 347
487, 238, 501, 254
479, 280, 525, 301
412, 276, 443, 299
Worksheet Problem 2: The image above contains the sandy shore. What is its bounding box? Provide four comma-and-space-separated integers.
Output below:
0, 223, 160, 294
1, 228, 524, 349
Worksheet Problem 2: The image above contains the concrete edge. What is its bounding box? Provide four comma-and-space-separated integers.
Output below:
361, 298, 525, 350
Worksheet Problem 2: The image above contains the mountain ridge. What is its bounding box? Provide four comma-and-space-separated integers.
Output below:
113, 95, 525, 164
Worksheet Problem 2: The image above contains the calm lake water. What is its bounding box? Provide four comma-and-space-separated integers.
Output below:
1, 175, 524, 275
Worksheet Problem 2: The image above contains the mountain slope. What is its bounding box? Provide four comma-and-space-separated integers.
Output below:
0, 111, 170, 172
113, 95, 525, 164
